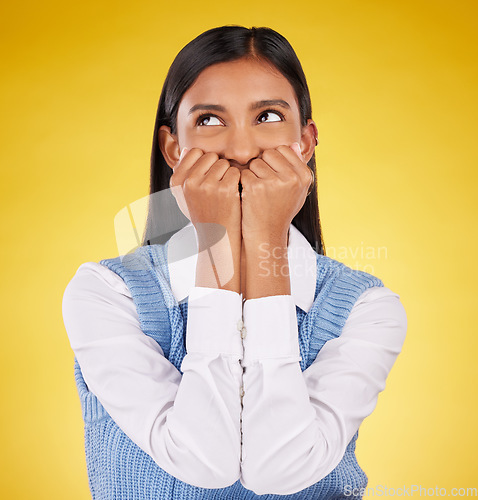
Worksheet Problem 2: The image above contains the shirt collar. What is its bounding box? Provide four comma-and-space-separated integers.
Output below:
167, 222, 317, 312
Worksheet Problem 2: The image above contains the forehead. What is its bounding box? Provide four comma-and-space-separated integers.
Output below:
178, 58, 299, 111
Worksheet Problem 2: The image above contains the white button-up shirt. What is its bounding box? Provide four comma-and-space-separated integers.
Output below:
62, 223, 407, 494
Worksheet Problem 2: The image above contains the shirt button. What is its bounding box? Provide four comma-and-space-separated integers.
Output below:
240, 326, 247, 339
237, 319, 244, 332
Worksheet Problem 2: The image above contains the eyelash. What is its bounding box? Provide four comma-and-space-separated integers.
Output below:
195, 109, 285, 126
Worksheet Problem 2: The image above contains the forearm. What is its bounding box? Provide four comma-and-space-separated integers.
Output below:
243, 231, 290, 300
238, 286, 408, 495
63, 266, 244, 489
195, 226, 242, 293
239, 296, 340, 495
142, 288, 242, 488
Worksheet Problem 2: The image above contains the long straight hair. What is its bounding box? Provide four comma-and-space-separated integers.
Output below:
142, 25, 325, 255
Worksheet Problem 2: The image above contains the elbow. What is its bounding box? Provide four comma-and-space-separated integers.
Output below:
170, 453, 241, 489
241, 468, 286, 496
147, 402, 242, 488
205, 466, 241, 490
193, 446, 241, 489
241, 439, 342, 495
241, 462, 313, 495
240, 423, 348, 495
151, 431, 241, 489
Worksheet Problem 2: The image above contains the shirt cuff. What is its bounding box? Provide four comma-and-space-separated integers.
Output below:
242, 295, 300, 366
186, 287, 244, 358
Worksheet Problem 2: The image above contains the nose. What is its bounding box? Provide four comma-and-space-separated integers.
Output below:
222, 127, 261, 168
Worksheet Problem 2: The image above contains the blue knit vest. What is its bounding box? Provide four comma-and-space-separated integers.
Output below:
73, 240, 383, 499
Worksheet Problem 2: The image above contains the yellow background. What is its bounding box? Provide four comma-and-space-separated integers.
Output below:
1, 0, 477, 497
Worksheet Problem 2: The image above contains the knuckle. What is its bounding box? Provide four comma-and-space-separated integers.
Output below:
253, 181, 264, 192
261, 150, 272, 162
249, 158, 262, 170
292, 173, 301, 185
184, 176, 198, 191
203, 151, 219, 162
215, 158, 229, 168
262, 149, 276, 162
201, 177, 214, 189
217, 184, 230, 195
228, 167, 241, 180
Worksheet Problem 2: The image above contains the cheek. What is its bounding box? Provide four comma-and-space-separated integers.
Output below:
258, 125, 299, 148
184, 134, 224, 151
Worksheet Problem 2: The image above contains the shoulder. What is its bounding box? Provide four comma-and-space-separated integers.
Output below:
350, 285, 407, 329
62, 262, 140, 349
312, 253, 384, 313
316, 253, 383, 284
312, 253, 406, 340
63, 261, 131, 300
309, 284, 407, 370
343, 285, 408, 350
316, 253, 407, 339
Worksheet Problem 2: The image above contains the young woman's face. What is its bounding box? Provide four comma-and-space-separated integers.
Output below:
167, 57, 316, 169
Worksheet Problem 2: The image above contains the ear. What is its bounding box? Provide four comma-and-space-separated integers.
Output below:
299, 119, 318, 163
158, 125, 181, 170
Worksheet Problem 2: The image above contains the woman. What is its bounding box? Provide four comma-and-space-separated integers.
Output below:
62, 25, 407, 499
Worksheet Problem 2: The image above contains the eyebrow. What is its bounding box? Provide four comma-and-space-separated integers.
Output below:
188, 99, 291, 115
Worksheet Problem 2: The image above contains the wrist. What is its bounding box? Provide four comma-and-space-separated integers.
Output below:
243, 238, 290, 300
242, 229, 289, 249
195, 227, 242, 293
195, 223, 241, 250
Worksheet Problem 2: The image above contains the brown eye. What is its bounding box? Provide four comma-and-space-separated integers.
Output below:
197, 114, 222, 126
258, 110, 283, 123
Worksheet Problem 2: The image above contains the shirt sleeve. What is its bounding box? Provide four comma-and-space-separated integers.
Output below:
239, 285, 407, 495
62, 262, 243, 489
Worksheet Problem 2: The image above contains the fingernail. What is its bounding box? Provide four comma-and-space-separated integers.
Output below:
179, 147, 188, 162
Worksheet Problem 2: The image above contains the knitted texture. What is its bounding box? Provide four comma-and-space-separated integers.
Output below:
73, 241, 383, 499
